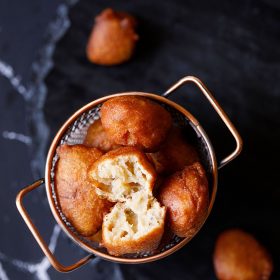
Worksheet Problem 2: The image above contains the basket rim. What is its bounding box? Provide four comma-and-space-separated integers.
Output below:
45, 92, 218, 264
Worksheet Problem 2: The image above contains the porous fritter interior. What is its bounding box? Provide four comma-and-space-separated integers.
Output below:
103, 192, 165, 242
91, 155, 153, 202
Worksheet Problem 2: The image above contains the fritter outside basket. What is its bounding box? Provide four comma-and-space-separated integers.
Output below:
16, 76, 242, 272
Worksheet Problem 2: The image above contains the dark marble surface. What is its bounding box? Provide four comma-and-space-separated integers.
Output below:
0, 0, 279, 279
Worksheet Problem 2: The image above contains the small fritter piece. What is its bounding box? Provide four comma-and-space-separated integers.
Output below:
88, 147, 156, 202
101, 96, 172, 152
158, 162, 209, 237
83, 119, 120, 152
86, 8, 138, 65
55, 145, 112, 236
87, 230, 103, 244
214, 229, 273, 280
102, 191, 166, 256
147, 126, 199, 174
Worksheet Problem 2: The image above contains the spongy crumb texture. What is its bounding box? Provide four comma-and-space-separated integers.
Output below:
102, 192, 166, 256
89, 147, 156, 202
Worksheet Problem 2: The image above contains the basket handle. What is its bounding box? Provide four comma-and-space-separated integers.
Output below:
162, 76, 243, 169
16, 178, 94, 272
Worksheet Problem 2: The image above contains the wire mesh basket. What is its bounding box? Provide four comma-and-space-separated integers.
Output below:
16, 76, 242, 272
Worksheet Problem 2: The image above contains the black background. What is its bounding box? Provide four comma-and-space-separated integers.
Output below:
0, 0, 279, 279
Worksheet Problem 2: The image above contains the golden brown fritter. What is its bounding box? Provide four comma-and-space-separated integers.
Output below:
83, 119, 120, 152
55, 144, 113, 237
86, 8, 138, 65
158, 162, 209, 237
101, 95, 172, 152
88, 146, 164, 256
147, 126, 199, 174
88, 146, 157, 202
86, 230, 103, 244
102, 192, 166, 256
213, 229, 273, 280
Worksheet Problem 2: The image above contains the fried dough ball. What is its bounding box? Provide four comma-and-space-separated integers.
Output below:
88, 146, 164, 256
147, 126, 199, 174
158, 162, 209, 237
88, 147, 156, 202
101, 96, 172, 152
86, 8, 138, 65
102, 191, 166, 256
213, 229, 273, 280
55, 145, 112, 236
83, 119, 120, 152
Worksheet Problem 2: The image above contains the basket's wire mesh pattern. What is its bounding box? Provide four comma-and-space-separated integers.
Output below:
50, 99, 213, 259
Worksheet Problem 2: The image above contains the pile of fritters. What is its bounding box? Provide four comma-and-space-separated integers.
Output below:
55, 95, 209, 256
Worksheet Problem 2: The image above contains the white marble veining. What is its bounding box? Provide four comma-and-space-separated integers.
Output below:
28, 3, 71, 179
0, 60, 31, 100
0, 1, 122, 279
0, 4, 70, 279
0, 225, 61, 280
2, 131, 32, 146
0, 262, 9, 280
112, 264, 124, 280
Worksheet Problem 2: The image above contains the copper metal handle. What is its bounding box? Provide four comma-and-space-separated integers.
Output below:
16, 179, 94, 272
163, 76, 243, 169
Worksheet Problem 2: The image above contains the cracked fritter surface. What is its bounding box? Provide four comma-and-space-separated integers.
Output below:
102, 192, 166, 256
88, 146, 156, 202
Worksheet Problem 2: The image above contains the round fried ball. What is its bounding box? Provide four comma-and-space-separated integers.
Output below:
83, 119, 120, 152
101, 95, 172, 152
147, 126, 199, 174
214, 229, 273, 280
55, 144, 113, 236
158, 162, 209, 237
86, 8, 138, 65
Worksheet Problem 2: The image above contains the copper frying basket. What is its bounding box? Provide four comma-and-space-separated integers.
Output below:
16, 76, 242, 272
